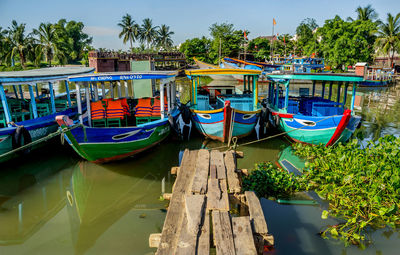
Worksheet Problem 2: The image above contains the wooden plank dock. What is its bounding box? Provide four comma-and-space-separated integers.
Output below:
150, 149, 274, 254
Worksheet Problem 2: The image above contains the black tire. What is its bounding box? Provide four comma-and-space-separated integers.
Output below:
12, 126, 32, 155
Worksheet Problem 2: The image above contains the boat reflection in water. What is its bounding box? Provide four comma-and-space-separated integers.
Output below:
66, 161, 170, 255
0, 149, 75, 245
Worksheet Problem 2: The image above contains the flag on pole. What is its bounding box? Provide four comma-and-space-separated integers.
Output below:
283, 35, 286, 44
273, 18, 276, 25
244, 30, 248, 40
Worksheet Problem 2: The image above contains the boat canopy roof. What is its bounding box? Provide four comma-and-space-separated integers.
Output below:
185, 68, 261, 76
267, 73, 364, 82
0, 67, 94, 85
68, 71, 178, 82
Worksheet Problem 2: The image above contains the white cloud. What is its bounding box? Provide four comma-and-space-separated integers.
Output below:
83, 26, 119, 36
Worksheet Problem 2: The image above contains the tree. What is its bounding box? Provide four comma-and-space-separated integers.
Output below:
375, 13, 400, 67
247, 37, 271, 61
208, 23, 243, 63
156, 24, 174, 49
140, 18, 159, 49
179, 37, 211, 63
33, 22, 65, 66
295, 18, 319, 56
4, 20, 32, 68
118, 14, 139, 50
356, 4, 378, 21
318, 16, 377, 69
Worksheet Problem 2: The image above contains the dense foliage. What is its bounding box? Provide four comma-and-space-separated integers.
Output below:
0, 19, 92, 68
242, 162, 300, 199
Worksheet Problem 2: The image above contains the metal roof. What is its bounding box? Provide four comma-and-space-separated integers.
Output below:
267, 73, 365, 82
185, 68, 262, 76
0, 67, 95, 84
68, 71, 178, 82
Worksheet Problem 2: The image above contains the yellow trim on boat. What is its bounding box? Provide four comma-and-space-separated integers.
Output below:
185, 68, 261, 76
191, 108, 224, 114
233, 108, 261, 114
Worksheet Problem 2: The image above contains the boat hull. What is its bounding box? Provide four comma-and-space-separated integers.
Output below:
61, 120, 172, 163
0, 107, 79, 163
359, 79, 391, 87
191, 105, 260, 142
271, 110, 361, 146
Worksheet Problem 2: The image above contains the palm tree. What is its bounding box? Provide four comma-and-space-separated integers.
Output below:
4, 20, 32, 68
140, 18, 159, 49
375, 13, 400, 67
356, 5, 378, 21
118, 14, 139, 50
156, 24, 174, 50
33, 22, 64, 66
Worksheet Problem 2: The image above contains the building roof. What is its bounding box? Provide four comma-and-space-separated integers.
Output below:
0, 67, 95, 84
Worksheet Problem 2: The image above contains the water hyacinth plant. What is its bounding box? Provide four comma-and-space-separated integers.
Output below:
293, 135, 400, 246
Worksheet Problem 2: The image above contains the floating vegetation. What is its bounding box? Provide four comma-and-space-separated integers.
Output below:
244, 135, 400, 247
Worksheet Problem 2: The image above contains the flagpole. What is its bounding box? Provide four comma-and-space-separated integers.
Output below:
270, 19, 274, 62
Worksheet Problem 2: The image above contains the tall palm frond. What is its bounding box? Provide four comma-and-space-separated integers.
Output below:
140, 18, 159, 49
356, 5, 378, 21
156, 24, 174, 50
375, 13, 400, 67
4, 20, 32, 68
118, 14, 139, 50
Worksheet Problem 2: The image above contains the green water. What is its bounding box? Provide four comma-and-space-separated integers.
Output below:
0, 80, 399, 255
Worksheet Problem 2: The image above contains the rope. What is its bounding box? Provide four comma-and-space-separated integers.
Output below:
0, 124, 83, 159
209, 114, 341, 151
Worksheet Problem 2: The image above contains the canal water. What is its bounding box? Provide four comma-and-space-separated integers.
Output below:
0, 79, 399, 255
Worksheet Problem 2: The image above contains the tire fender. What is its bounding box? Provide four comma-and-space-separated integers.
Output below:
12, 126, 32, 155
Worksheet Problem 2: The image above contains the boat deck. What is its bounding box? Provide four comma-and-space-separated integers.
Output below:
149, 149, 274, 254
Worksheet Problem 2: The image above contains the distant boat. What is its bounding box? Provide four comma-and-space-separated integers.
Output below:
265, 73, 363, 146
56, 71, 184, 163
193, 57, 236, 81
186, 68, 262, 143
0, 67, 94, 163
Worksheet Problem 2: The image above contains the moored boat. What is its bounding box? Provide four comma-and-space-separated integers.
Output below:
0, 67, 94, 163
193, 57, 236, 81
265, 73, 364, 146
185, 68, 262, 143
355, 63, 393, 87
56, 71, 182, 163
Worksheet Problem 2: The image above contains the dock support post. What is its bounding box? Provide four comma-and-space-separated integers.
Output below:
253, 76, 258, 110
351, 82, 357, 112
76, 82, 83, 124
65, 81, 72, 107
336, 81, 342, 103
312, 80, 316, 97
110, 82, 114, 99
167, 82, 171, 114
243, 75, 246, 91
48, 82, 56, 113
343, 82, 349, 105
85, 82, 92, 127
28, 85, 38, 119
18, 85, 24, 100
328, 81, 333, 100
0, 83, 12, 127
275, 83, 279, 108
321, 81, 326, 98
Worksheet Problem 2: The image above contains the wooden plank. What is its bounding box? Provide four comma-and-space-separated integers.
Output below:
162, 193, 172, 200
245, 191, 268, 235
211, 150, 226, 179
232, 217, 257, 255
225, 150, 241, 193
156, 149, 198, 255
171, 166, 180, 175
149, 233, 161, 248
206, 179, 229, 211
197, 212, 210, 255
175, 212, 197, 255
212, 211, 235, 255
210, 164, 217, 179
191, 149, 210, 194
185, 194, 205, 234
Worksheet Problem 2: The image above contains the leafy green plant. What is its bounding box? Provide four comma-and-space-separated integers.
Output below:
243, 162, 301, 199
294, 135, 400, 246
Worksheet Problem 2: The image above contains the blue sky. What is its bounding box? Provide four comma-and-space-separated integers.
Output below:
0, 0, 399, 50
